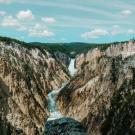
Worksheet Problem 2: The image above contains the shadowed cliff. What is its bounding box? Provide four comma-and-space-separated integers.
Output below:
45, 117, 88, 135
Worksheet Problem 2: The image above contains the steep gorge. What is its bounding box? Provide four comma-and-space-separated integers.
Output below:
0, 38, 135, 135
45, 58, 88, 135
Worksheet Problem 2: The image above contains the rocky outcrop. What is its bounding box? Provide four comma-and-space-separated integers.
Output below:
105, 41, 135, 58
57, 41, 135, 135
54, 51, 70, 67
0, 40, 70, 135
45, 117, 88, 135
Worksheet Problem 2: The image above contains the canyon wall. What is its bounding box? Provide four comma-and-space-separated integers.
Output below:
0, 40, 70, 135
1, 38, 135, 135
57, 41, 135, 135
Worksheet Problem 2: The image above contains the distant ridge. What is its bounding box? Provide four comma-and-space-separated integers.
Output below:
0, 35, 133, 57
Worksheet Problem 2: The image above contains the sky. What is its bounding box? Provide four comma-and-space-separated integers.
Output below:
0, 0, 135, 43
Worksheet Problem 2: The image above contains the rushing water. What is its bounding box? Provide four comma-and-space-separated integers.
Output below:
47, 58, 77, 121
47, 83, 67, 121
68, 58, 77, 76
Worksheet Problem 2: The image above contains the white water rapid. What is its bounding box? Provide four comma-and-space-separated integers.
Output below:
47, 58, 77, 121
47, 83, 67, 121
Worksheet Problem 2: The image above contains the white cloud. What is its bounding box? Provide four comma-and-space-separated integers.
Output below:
111, 30, 121, 36
81, 29, 109, 39
110, 25, 121, 35
16, 9, 34, 20
41, 17, 56, 24
113, 25, 119, 29
17, 25, 27, 31
82, 25, 134, 39
1, 15, 27, 32
1, 15, 54, 38
0, 0, 11, 4
29, 29, 54, 37
121, 10, 132, 16
28, 23, 54, 38
127, 29, 135, 34
34, 23, 47, 30
0, 11, 6, 16
1, 16, 20, 27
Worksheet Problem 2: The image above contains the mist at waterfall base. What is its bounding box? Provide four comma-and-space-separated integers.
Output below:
47, 58, 76, 121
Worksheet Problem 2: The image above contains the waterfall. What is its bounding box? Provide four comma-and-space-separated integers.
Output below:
47, 58, 76, 121
68, 58, 77, 76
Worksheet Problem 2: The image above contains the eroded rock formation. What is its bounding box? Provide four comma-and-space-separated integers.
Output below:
57, 41, 135, 135
0, 40, 70, 135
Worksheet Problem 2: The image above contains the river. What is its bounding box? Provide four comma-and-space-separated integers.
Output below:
47, 58, 76, 121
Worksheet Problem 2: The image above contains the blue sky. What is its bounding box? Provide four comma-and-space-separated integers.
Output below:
0, 0, 135, 43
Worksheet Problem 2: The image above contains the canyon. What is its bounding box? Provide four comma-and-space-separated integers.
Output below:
0, 37, 135, 135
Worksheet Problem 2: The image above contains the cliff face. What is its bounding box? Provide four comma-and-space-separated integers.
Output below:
1, 39, 135, 135
57, 41, 135, 135
54, 51, 70, 67
0, 41, 70, 135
